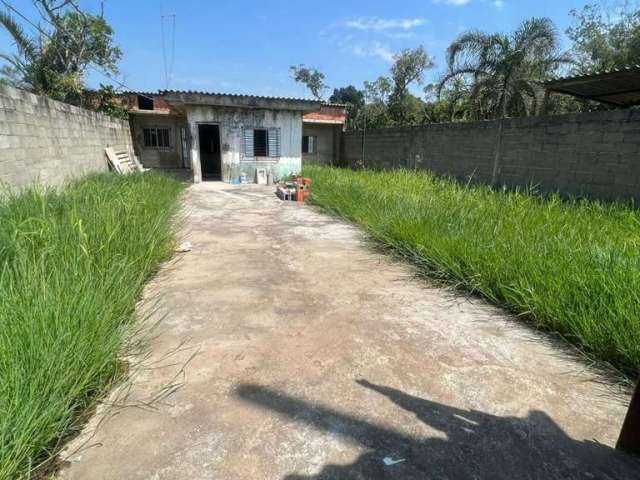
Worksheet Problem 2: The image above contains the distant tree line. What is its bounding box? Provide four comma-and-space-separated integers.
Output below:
2, 1, 639, 123
291, 1, 640, 130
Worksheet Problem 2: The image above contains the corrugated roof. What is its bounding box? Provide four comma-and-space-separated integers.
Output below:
119, 91, 158, 96
545, 65, 640, 107
119, 90, 343, 107
160, 89, 318, 103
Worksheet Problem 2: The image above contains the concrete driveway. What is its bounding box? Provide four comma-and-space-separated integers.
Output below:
60, 182, 639, 479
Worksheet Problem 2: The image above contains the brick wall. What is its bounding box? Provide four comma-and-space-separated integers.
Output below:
342, 109, 640, 202
0, 85, 133, 189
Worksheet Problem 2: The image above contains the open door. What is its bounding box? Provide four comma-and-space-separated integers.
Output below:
198, 124, 221, 180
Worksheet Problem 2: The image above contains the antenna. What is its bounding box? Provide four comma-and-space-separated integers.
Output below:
161, 14, 176, 90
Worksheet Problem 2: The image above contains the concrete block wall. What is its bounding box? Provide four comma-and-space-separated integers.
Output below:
342, 109, 640, 202
0, 85, 133, 189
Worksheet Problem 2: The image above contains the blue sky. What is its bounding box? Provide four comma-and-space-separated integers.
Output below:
1, 0, 594, 98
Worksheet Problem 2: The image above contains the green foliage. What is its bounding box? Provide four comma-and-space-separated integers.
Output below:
305, 166, 640, 377
388, 46, 433, 122
354, 48, 433, 130
439, 17, 572, 120
0, 173, 184, 479
353, 48, 433, 129
87, 84, 129, 120
423, 78, 473, 123
289, 64, 327, 100
567, 1, 640, 73
329, 85, 364, 107
0, 1, 121, 105
329, 85, 365, 129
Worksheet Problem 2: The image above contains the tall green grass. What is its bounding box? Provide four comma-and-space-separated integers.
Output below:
0, 172, 184, 479
305, 165, 640, 376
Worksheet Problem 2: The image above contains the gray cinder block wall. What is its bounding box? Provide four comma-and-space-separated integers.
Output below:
0, 85, 133, 189
342, 109, 640, 202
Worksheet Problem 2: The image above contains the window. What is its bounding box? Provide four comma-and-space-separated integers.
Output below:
302, 135, 316, 154
243, 127, 281, 158
143, 127, 171, 149
254, 129, 268, 157
137, 95, 154, 110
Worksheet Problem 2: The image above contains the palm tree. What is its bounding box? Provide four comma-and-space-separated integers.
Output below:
1, 4, 122, 102
438, 18, 572, 119
0, 11, 40, 90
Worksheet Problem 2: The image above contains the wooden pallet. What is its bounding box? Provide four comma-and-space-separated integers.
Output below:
105, 147, 149, 174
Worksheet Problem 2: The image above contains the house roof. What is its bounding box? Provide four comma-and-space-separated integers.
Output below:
160, 90, 321, 111
303, 104, 348, 124
545, 66, 640, 107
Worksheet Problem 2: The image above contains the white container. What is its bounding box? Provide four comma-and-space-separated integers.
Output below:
256, 168, 267, 185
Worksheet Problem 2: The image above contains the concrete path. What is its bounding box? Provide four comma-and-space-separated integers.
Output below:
60, 183, 640, 479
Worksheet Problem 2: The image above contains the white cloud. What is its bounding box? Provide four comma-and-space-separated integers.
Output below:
384, 31, 416, 39
433, 0, 505, 8
350, 41, 395, 63
433, 0, 472, 5
343, 17, 426, 31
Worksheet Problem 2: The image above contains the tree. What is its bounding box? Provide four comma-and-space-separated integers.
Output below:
388, 46, 433, 122
423, 78, 473, 123
439, 18, 571, 120
363, 76, 392, 105
360, 76, 393, 128
289, 64, 326, 100
331, 47, 433, 129
329, 85, 364, 107
0, 0, 122, 103
567, 1, 640, 73
329, 85, 365, 129
84, 83, 129, 119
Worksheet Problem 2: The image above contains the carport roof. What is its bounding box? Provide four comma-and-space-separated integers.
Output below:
544, 66, 640, 107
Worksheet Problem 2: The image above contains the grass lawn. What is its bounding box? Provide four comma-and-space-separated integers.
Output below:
0, 172, 184, 479
304, 165, 640, 377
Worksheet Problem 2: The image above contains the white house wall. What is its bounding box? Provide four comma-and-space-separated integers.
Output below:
186, 106, 303, 183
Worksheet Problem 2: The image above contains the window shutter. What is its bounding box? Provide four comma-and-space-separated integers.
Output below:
243, 128, 254, 158
268, 128, 281, 157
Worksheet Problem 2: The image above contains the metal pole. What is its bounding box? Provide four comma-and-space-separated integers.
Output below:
361, 109, 367, 169
491, 118, 504, 186
617, 380, 640, 455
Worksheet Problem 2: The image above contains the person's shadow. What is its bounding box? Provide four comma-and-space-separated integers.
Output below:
236, 380, 640, 479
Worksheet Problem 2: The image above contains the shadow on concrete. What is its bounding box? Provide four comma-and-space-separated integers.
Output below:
236, 380, 640, 480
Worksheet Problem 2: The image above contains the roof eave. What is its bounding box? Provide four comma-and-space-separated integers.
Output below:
303, 118, 346, 125
162, 91, 321, 112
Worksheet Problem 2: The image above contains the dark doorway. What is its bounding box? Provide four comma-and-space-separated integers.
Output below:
198, 124, 221, 180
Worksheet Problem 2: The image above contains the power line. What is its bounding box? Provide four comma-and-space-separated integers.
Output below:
0, 0, 154, 100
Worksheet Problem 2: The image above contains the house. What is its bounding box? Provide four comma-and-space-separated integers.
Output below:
118, 91, 346, 184
117, 92, 188, 171
302, 103, 347, 166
